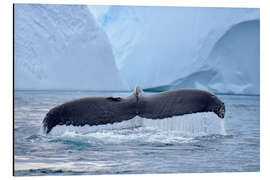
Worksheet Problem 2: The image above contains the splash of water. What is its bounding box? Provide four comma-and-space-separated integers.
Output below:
44, 112, 226, 146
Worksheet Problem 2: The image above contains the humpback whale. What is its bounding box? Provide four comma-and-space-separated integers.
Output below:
43, 86, 225, 134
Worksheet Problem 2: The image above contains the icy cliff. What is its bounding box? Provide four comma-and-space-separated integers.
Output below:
89, 6, 260, 94
14, 4, 129, 91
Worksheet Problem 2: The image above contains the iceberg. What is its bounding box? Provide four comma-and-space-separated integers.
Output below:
89, 6, 260, 94
14, 4, 129, 91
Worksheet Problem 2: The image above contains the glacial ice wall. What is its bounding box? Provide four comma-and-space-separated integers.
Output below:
14, 4, 129, 91
89, 6, 260, 94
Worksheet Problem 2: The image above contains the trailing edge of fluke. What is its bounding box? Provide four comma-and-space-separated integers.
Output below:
43, 86, 225, 134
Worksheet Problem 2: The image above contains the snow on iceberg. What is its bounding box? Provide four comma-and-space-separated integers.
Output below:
89, 6, 260, 94
14, 4, 129, 91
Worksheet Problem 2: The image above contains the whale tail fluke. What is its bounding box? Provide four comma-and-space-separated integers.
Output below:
42, 87, 225, 134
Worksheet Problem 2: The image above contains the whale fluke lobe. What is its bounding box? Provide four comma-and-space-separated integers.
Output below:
43, 87, 225, 134
138, 89, 225, 119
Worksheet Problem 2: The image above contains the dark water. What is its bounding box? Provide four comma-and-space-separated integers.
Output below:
14, 90, 260, 176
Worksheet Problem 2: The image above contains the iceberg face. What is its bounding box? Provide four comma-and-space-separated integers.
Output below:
205, 20, 260, 94
14, 4, 129, 91
90, 6, 260, 94
88, 5, 145, 69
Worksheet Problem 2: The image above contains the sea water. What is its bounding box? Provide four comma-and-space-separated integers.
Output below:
14, 90, 260, 176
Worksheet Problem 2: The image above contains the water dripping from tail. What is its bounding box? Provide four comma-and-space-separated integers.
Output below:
43, 112, 226, 138
142, 112, 227, 137
220, 118, 227, 135
45, 116, 144, 136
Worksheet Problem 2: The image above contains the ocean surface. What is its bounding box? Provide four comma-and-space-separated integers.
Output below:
14, 90, 260, 176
